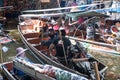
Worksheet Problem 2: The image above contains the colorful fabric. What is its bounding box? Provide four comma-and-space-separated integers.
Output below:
42, 64, 88, 80
78, 17, 84, 24
53, 25, 59, 31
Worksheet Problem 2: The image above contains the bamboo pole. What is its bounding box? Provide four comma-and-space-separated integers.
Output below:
93, 62, 100, 80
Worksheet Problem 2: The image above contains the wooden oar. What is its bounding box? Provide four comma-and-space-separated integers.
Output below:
93, 62, 100, 80
72, 58, 89, 62
59, 29, 68, 65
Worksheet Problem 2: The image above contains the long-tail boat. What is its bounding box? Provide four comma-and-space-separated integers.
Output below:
17, 13, 108, 80
1, 47, 89, 80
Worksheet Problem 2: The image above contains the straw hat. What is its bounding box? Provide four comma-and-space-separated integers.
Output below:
16, 47, 27, 57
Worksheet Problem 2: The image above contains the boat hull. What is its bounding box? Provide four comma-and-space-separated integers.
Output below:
18, 25, 108, 79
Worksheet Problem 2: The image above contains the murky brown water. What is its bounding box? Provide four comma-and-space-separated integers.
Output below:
89, 50, 120, 80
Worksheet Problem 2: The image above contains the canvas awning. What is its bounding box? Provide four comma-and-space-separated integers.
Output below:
66, 11, 109, 18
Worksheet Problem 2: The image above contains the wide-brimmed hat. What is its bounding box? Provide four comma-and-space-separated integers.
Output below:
16, 47, 27, 56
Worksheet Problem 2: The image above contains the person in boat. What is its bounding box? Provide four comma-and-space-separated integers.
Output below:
42, 27, 56, 48
96, 18, 116, 44
70, 0, 79, 12
86, 19, 98, 40
93, 18, 110, 41
69, 16, 84, 27
39, 18, 48, 32
49, 27, 71, 65
13, 47, 28, 75
53, 22, 59, 37
16, 47, 27, 58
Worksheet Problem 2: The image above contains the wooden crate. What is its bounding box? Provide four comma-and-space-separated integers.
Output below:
41, 0, 50, 3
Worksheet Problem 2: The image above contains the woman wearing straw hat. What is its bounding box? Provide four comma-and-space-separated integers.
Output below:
16, 47, 27, 58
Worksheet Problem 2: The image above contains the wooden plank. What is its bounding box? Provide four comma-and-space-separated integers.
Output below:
93, 62, 100, 80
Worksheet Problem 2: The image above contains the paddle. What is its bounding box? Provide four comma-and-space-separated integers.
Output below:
93, 62, 100, 80
72, 58, 89, 62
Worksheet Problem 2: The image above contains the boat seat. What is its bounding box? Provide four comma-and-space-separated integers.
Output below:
33, 45, 48, 51
27, 37, 49, 44
4, 62, 13, 71
22, 30, 37, 34
20, 25, 34, 30
34, 45, 56, 56
31, 44, 41, 47
23, 32, 40, 39
27, 37, 41, 44
27, 37, 40, 40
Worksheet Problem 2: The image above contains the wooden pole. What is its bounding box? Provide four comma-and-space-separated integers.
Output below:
93, 62, 100, 80
57, 0, 61, 8
72, 58, 89, 62
57, 0, 62, 13
59, 30, 68, 65
0, 44, 3, 63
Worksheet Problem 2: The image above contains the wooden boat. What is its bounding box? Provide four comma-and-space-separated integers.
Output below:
0, 47, 88, 80
0, 47, 52, 80
65, 11, 120, 55
0, 30, 15, 44
0, 59, 58, 80
1, 61, 33, 80
0, 47, 39, 80
18, 13, 108, 80
13, 57, 89, 80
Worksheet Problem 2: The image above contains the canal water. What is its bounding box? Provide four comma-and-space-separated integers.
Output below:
0, 18, 21, 62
